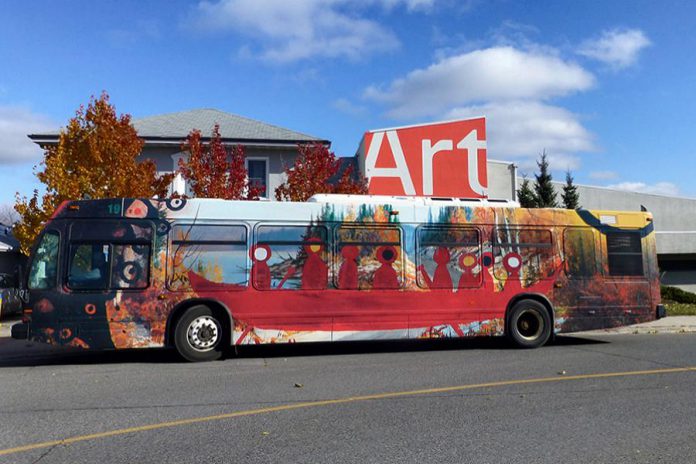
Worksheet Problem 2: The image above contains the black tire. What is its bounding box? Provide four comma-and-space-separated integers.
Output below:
506, 299, 552, 348
174, 305, 225, 362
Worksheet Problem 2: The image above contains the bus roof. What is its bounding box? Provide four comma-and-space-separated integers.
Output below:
50, 196, 653, 229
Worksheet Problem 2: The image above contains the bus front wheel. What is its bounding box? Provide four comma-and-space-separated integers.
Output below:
506, 300, 552, 349
174, 305, 225, 362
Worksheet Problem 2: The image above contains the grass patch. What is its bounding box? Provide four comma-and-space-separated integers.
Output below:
661, 286, 696, 315
663, 301, 696, 316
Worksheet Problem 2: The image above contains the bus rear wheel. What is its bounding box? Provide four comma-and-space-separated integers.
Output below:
174, 305, 225, 362
507, 299, 552, 349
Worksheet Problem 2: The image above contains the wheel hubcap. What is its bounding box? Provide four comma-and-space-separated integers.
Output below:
516, 309, 543, 341
187, 316, 220, 351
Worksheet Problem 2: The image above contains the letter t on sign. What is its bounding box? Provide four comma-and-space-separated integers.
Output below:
457, 129, 487, 197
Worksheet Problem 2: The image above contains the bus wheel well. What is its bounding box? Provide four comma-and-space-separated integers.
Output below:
166, 299, 233, 348
505, 294, 555, 333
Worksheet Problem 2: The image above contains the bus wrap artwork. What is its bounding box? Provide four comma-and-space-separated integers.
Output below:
18, 196, 660, 357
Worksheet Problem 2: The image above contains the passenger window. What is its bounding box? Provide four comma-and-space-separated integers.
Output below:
28, 231, 60, 290
606, 232, 644, 276
564, 229, 596, 278
335, 227, 403, 290
169, 224, 248, 291
494, 229, 554, 280
254, 225, 328, 290
68, 243, 110, 290
417, 227, 480, 289
111, 244, 150, 289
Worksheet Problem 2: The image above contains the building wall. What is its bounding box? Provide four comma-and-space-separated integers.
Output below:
140, 144, 300, 200
486, 160, 518, 200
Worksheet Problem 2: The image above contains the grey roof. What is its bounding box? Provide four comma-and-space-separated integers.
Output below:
29, 108, 329, 146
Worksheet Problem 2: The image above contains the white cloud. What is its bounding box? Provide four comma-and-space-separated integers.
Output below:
192, 0, 403, 63
578, 28, 651, 69
364, 46, 594, 118
589, 170, 618, 180
607, 181, 678, 196
447, 100, 595, 171
380, 0, 436, 12
0, 106, 54, 165
332, 98, 367, 116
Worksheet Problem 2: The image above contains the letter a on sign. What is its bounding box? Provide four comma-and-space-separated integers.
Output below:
358, 117, 488, 198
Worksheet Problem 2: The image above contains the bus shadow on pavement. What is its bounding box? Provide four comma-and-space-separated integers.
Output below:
0, 335, 607, 367
229, 334, 608, 359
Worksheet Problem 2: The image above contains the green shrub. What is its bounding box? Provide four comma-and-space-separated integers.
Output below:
661, 285, 696, 304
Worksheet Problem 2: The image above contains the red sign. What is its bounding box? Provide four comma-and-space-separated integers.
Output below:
358, 117, 488, 198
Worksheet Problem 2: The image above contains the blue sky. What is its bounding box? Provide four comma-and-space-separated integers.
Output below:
1, 0, 695, 212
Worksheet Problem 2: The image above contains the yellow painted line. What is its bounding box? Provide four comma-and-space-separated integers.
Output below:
1, 366, 695, 457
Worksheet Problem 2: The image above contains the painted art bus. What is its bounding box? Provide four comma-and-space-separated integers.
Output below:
12, 194, 664, 361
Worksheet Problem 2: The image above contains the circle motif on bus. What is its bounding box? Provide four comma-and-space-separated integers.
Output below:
481, 252, 494, 268
377, 245, 397, 264
459, 253, 477, 270
166, 198, 187, 211
252, 245, 270, 262
156, 222, 171, 236
503, 253, 522, 272
304, 237, 324, 254
60, 328, 73, 340
120, 261, 142, 284
84, 303, 97, 316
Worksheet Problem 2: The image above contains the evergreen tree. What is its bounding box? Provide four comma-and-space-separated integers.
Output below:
561, 170, 580, 209
533, 150, 558, 207
517, 176, 537, 207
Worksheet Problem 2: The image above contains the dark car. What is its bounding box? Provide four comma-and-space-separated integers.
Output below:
0, 273, 22, 319
0, 249, 26, 319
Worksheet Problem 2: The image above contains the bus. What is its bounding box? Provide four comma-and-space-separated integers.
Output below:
12, 195, 664, 361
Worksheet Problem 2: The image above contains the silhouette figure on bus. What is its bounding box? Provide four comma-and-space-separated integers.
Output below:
373, 245, 400, 289
338, 245, 359, 289
502, 252, 523, 294
418, 246, 453, 289
301, 238, 328, 290
251, 245, 272, 290
457, 252, 480, 289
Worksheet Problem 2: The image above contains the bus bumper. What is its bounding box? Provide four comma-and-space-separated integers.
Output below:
11, 322, 28, 340
656, 304, 666, 320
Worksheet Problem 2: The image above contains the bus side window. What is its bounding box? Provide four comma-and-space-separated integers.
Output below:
169, 224, 248, 291
417, 227, 480, 289
254, 225, 328, 290
111, 244, 150, 289
68, 243, 110, 290
335, 227, 403, 290
563, 228, 597, 278
606, 232, 644, 276
494, 229, 554, 280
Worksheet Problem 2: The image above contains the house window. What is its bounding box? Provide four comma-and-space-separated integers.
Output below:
247, 159, 268, 198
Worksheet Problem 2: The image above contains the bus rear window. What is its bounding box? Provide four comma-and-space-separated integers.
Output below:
28, 231, 60, 290
606, 232, 644, 276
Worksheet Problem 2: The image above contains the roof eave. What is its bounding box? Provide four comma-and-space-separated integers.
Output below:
28, 134, 331, 148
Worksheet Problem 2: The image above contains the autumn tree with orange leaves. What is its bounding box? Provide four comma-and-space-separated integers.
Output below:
178, 125, 261, 200
275, 143, 367, 202
13, 93, 173, 253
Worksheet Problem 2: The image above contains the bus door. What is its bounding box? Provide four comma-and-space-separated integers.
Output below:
26, 229, 62, 341
600, 230, 652, 322
65, 220, 154, 349
562, 227, 604, 328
